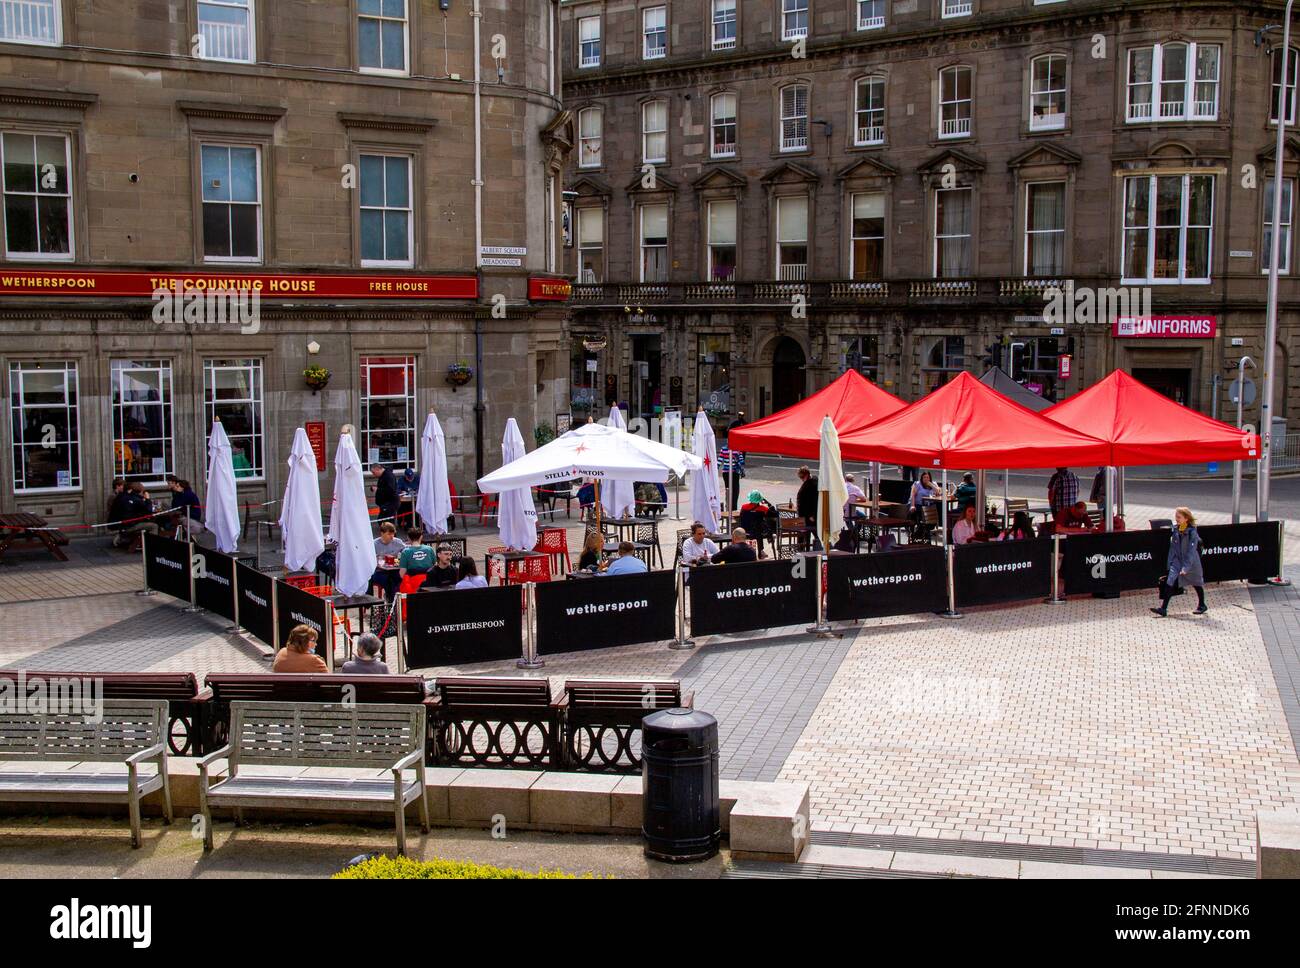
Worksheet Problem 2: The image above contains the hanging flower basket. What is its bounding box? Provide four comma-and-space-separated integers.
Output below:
303, 365, 331, 393
445, 362, 474, 389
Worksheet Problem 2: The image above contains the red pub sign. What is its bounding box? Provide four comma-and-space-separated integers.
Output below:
1112, 315, 1218, 339
528, 277, 572, 301
305, 421, 328, 472
0, 268, 479, 300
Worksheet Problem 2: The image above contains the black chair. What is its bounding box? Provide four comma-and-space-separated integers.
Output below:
1149, 518, 1173, 530
634, 522, 664, 568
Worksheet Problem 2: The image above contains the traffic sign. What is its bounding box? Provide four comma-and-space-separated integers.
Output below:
1229, 378, 1257, 406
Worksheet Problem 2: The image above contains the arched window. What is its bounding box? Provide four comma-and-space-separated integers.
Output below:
711, 93, 737, 158
854, 76, 886, 145
779, 85, 809, 151
1029, 54, 1067, 130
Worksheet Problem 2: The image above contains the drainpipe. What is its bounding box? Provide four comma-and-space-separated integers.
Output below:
472, 0, 486, 480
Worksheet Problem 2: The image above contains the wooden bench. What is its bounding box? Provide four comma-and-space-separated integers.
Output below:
0, 699, 172, 847
197, 700, 428, 855
429, 677, 560, 769
0, 670, 209, 756
558, 679, 693, 772
0, 512, 70, 563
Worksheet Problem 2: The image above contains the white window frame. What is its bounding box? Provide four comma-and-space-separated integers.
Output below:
111, 360, 174, 485
197, 0, 255, 64
857, 0, 885, 30
1121, 173, 1215, 285
9, 360, 80, 493
577, 207, 603, 283
358, 152, 414, 268
854, 76, 885, 146
203, 358, 264, 481
939, 66, 973, 139
359, 355, 418, 470
781, 0, 808, 41
1024, 181, 1066, 277
358, 0, 409, 76
1271, 46, 1299, 126
639, 203, 669, 283
780, 84, 809, 152
1029, 53, 1068, 131
643, 5, 666, 60
850, 192, 885, 281
1263, 177, 1294, 275
0, 130, 73, 261
711, 93, 737, 158
775, 195, 808, 280
578, 15, 601, 68
0, 0, 61, 46
942, 0, 973, 18
642, 100, 667, 164
1125, 42, 1220, 123
578, 106, 603, 168
712, 0, 736, 50
933, 187, 973, 278
200, 142, 263, 264
707, 199, 738, 281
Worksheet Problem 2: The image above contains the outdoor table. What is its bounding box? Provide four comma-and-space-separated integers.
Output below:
326, 592, 384, 655
0, 512, 69, 562
484, 550, 545, 586
566, 569, 599, 580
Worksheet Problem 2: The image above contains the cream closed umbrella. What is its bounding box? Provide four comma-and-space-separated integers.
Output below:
497, 418, 538, 551
817, 416, 850, 550
328, 427, 374, 597
204, 420, 240, 554
279, 428, 325, 572
602, 405, 637, 519
690, 410, 722, 533
416, 411, 453, 536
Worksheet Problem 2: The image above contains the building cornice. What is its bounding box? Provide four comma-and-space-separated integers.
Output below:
0, 87, 98, 111
177, 100, 287, 124
337, 111, 436, 132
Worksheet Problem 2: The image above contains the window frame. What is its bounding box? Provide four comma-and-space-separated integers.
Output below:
8, 359, 81, 493
0, 0, 61, 46
854, 76, 886, 146
1125, 42, 1221, 124
781, 0, 809, 42
779, 84, 810, 153
203, 358, 265, 482
1263, 176, 1294, 276
639, 203, 669, 283
1271, 46, 1299, 127
710, 92, 738, 159
1029, 53, 1068, 132
1023, 180, 1067, 278
712, 0, 737, 50
578, 106, 603, 169
941, 0, 973, 19
1121, 172, 1215, 285
359, 355, 418, 470
643, 5, 667, 60
357, 0, 410, 77
196, 0, 255, 64
199, 142, 263, 264
110, 359, 175, 486
939, 65, 973, 140
357, 151, 414, 268
841, 334, 880, 380
0, 130, 74, 261
707, 198, 738, 282
642, 99, 668, 165
933, 186, 974, 278
775, 194, 809, 280
578, 15, 601, 68
849, 191, 885, 281
576, 205, 604, 283
856, 0, 886, 31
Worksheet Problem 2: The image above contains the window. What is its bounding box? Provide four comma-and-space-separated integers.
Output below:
711, 93, 737, 158
939, 66, 972, 138
855, 76, 885, 145
1271, 47, 1299, 126
111, 361, 173, 484
577, 207, 603, 283
781, 0, 808, 41
200, 144, 261, 262
857, 0, 885, 30
776, 195, 808, 280
9, 360, 79, 491
841, 335, 879, 380
0, 0, 59, 45
360, 356, 417, 469
578, 107, 602, 168
780, 85, 809, 151
203, 359, 263, 479
642, 100, 667, 164
708, 200, 737, 281
1, 132, 71, 259
923, 335, 965, 390
1126, 43, 1220, 122
579, 15, 601, 68
359, 153, 412, 267
712, 0, 736, 50
698, 335, 731, 414
1122, 173, 1214, 284
942, 0, 972, 17
358, 0, 407, 74
850, 193, 884, 280
1263, 178, 1293, 275
643, 6, 666, 59
640, 204, 668, 282
1025, 182, 1065, 277
1030, 54, 1067, 130
197, 0, 254, 62
934, 187, 972, 277
1014, 337, 1068, 400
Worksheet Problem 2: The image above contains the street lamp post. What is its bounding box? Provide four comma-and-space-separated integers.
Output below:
1232, 356, 1256, 524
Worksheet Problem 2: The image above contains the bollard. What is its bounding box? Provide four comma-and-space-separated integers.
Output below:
669, 565, 695, 650
642, 707, 720, 863
517, 582, 545, 669
1047, 532, 1065, 604
940, 544, 962, 619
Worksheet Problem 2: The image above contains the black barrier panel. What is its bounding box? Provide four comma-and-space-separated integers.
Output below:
1198, 522, 1282, 583
1060, 530, 1166, 596
276, 580, 331, 657
193, 549, 237, 622
826, 548, 948, 621
143, 532, 192, 603
535, 571, 677, 655
688, 558, 817, 636
954, 539, 1053, 608
235, 562, 275, 648
405, 585, 524, 667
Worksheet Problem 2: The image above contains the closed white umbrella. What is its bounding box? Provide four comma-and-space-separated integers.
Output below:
690, 410, 721, 533
204, 419, 240, 554
416, 411, 452, 536
817, 416, 849, 550
279, 427, 324, 572
602, 404, 637, 519
497, 418, 538, 551
328, 427, 373, 597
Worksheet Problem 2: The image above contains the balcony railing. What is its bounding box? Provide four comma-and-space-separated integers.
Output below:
644, 43, 666, 59
940, 116, 972, 138
779, 263, 808, 281
199, 19, 251, 62
856, 125, 884, 145
858, 15, 885, 30
580, 50, 601, 68
1193, 100, 1217, 118
1, 0, 58, 44
781, 132, 809, 151
943, 1, 972, 16
782, 25, 808, 41
713, 35, 736, 50
1127, 100, 1154, 121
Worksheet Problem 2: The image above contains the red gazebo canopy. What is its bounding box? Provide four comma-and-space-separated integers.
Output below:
727, 369, 906, 460
838, 371, 1111, 468
1044, 370, 1260, 466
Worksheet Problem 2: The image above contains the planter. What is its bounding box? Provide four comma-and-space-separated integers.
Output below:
303, 368, 331, 394
445, 365, 474, 390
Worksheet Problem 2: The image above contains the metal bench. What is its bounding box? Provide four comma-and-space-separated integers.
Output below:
197, 700, 428, 855
558, 679, 693, 772
429, 677, 560, 769
0, 699, 172, 847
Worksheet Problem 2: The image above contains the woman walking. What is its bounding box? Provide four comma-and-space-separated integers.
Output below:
1151, 507, 1207, 617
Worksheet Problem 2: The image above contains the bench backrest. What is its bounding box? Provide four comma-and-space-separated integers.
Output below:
0, 699, 168, 761
228, 701, 424, 770
564, 679, 682, 710
433, 677, 552, 708
0, 670, 199, 702
207, 673, 427, 705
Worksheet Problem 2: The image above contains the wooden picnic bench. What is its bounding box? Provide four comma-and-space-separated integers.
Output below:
558, 679, 692, 772
0, 512, 70, 562
0, 698, 172, 847
429, 677, 560, 769
197, 700, 428, 855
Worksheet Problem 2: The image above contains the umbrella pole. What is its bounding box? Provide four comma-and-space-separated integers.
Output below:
1104, 467, 1114, 533
941, 468, 949, 546
808, 491, 835, 636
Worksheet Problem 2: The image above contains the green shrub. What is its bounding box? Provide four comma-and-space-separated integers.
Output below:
333, 855, 598, 880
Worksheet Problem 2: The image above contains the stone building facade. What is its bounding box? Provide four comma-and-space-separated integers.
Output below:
0, 0, 572, 527
560, 0, 1300, 441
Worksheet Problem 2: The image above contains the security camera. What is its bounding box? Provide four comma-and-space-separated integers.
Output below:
128, 173, 139, 184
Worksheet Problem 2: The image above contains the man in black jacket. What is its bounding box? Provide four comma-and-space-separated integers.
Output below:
371, 463, 400, 524
109, 483, 160, 548
711, 528, 758, 564
795, 466, 819, 528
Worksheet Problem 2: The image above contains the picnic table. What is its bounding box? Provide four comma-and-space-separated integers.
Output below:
0, 512, 69, 562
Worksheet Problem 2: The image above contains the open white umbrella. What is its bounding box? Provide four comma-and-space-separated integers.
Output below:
497, 418, 538, 551
328, 428, 373, 597
817, 416, 849, 550
690, 410, 721, 532
602, 405, 637, 519
416, 411, 452, 536
204, 420, 240, 554
279, 428, 324, 572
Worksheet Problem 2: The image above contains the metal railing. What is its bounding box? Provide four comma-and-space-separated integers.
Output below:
779, 263, 808, 281
199, 18, 251, 62
644, 43, 666, 59
1272, 433, 1300, 471
0, 0, 58, 44
940, 115, 972, 137
856, 124, 884, 145
579, 49, 600, 68
858, 15, 886, 30
943, 0, 972, 15
781, 130, 809, 151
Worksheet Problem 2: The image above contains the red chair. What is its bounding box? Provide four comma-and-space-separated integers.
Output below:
506, 555, 552, 585
534, 527, 571, 574
477, 493, 498, 526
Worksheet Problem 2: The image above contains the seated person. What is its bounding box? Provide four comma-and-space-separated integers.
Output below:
106, 478, 125, 524
711, 528, 758, 564
738, 490, 779, 554
999, 511, 1036, 541
167, 477, 204, 537
843, 474, 868, 520
604, 541, 649, 575
273, 624, 328, 673
397, 468, 420, 497
1056, 501, 1093, 532
340, 632, 389, 675
398, 529, 434, 578
908, 472, 941, 523
681, 522, 719, 566
577, 531, 603, 571
371, 521, 406, 600
455, 556, 488, 589
424, 542, 460, 589
635, 481, 667, 516
954, 473, 978, 514
110, 482, 160, 548
951, 505, 980, 545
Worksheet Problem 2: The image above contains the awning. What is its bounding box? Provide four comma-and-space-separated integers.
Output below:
979, 366, 1053, 413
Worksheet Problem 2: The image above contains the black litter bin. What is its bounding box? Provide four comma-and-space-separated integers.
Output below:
641, 707, 720, 862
